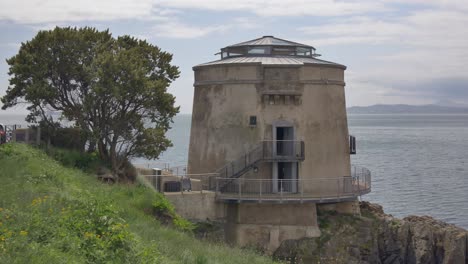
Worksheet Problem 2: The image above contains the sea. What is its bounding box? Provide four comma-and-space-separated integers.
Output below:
2, 113, 468, 229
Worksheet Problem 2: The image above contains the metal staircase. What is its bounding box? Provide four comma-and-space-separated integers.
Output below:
209, 140, 304, 190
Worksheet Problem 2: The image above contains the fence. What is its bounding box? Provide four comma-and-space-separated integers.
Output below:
140, 165, 371, 203
214, 166, 371, 202
142, 173, 218, 193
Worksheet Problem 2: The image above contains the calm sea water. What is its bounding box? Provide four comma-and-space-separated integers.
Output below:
2, 113, 468, 228
348, 114, 468, 229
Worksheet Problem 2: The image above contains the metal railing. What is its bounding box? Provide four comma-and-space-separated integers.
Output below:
217, 140, 305, 179
140, 165, 371, 204
133, 162, 188, 176
142, 173, 217, 194
262, 140, 305, 161
214, 166, 371, 203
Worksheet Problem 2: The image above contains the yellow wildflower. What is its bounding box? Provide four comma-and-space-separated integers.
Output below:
19, 230, 28, 236
0, 208, 3, 212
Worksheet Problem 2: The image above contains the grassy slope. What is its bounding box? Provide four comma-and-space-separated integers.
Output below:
0, 143, 276, 264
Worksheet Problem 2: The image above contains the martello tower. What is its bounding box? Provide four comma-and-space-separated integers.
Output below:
187, 36, 370, 251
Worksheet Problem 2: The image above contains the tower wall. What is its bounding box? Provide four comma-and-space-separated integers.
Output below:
188, 63, 351, 181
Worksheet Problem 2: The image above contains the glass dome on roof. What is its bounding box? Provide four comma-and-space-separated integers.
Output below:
219, 36, 320, 60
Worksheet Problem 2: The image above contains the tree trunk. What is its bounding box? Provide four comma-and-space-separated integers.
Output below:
87, 139, 96, 153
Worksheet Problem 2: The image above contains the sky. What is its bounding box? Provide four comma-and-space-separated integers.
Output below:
0, 0, 467, 114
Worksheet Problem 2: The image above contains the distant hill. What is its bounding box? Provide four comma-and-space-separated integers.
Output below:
347, 104, 468, 114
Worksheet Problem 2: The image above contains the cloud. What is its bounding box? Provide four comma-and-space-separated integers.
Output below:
299, 10, 468, 48
152, 21, 229, 39
0, 0, 387, 24
150, 16, 260, 39
296, 7, 468, 106
156, 0, 387, 17
0, 0, 173, 24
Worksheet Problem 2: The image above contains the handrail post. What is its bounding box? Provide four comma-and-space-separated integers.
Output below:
180, 177, 183, 195
200, 176, 203, 194
337, 178, 340, 201
280, 180, 283, 203
358, 175, 361, 194
259, 180, 262, 203
300, 179, 303, 203
238, 179, 241, 201
262, 141, 265, 159
302, 141, 305, 159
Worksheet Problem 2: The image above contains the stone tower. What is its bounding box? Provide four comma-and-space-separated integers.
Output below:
187, 36, 370, 251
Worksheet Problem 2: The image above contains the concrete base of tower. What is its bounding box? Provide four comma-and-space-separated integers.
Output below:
317, 200, 361, 215
224, 203, 321, 253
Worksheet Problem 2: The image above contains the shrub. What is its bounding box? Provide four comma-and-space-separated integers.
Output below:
0, 143, 14, 156
41, 125, 87, 151
0, 196, 157, 263
45, 147, 101, 171
151, 195, 194, 232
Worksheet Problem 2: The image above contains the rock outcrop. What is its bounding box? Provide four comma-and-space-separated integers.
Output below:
274, 202, 468, 264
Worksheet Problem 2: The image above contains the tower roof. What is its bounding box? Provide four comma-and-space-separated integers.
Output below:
194, 36, 345, 69
227, 36, 313, 49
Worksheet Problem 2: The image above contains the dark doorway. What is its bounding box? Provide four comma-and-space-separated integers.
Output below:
276, 126, 293, 156
277, 162, 297, 192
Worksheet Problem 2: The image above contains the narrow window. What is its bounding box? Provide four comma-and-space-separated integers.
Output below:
349, 135, 356, 154
249, 116, 257, 126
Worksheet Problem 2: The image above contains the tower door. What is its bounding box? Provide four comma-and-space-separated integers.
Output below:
272, 125, 297, 193
277, 162, 298, 192
276, 126, 294, 156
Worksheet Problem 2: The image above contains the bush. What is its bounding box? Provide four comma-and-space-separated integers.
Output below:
45, 147, 101, 171
0, 143, 14, 156
40, 125, 87, 151
151, 195, 194, 232
0, 196, 159, 263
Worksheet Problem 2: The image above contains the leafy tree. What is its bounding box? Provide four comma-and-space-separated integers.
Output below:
2, 27, 180, 178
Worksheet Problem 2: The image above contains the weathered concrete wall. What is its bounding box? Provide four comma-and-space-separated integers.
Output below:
188, 61, 351, 252
194, 65, 260, 83
165, 192, 225, 221
225, 203, 320, 252
318, 200, 361, 215
188, 63, 351, 181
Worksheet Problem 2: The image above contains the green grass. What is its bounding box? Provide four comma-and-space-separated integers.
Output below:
0, 143, 277, 264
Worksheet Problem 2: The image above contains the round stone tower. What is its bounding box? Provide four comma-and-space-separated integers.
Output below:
187, 36, 370, 251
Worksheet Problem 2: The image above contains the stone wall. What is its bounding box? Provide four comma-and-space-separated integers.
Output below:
165, 192, 225, 221
225, 203, 320, 253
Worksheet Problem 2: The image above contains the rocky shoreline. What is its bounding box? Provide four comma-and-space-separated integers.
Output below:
274, 202, 468, 264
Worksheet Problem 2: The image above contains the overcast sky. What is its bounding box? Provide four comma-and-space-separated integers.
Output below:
0, 0, 467, 114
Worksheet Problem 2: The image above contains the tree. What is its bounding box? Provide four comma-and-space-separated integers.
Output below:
2, 27, 180, 178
